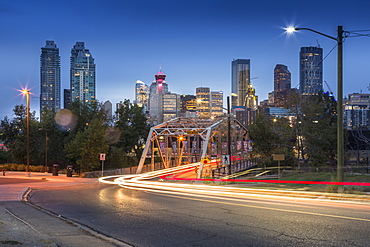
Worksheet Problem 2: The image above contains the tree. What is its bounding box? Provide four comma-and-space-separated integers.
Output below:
249, 113, 295, 168
299, 93, 337, 168
287, 91, 337, 169
115, 99, 149, 164
65, 118, 109, 173
0, 105, 39, 164
64, 101, 107, 137
38, 107, 69, 167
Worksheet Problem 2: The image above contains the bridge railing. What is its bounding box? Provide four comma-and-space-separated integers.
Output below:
212, 159, 256, 178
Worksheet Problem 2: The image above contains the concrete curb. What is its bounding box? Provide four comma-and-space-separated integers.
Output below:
22, 188, 133, 247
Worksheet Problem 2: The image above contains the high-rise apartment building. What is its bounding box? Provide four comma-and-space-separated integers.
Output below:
148, 70, 169, 124
274, 64, 291, 107
70, 42, 96, 104
40, 41, 61, 114
231, 59, 250, 107
300, 46, 323, 95
196, 87, 211, 119
134, 80, 149, 111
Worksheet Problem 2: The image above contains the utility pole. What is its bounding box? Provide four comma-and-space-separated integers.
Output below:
227, 96, 231, 176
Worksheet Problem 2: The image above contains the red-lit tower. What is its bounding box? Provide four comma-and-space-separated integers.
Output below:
149, 69, 168, 124
155, 70, 166, 83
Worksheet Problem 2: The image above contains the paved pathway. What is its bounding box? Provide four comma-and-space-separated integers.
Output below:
0, 172, 129, 246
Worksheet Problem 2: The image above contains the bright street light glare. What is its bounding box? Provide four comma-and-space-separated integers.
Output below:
285, 26, 296, 33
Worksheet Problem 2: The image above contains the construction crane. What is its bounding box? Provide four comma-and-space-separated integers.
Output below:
324, 80, 333, 95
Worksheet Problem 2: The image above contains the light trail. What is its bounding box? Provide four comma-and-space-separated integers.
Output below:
99, 164, 370, 223
99, 163, 370, 206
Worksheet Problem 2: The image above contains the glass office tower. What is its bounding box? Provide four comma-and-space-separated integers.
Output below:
274, 64, 291, 107
231, 59, 250, 107
300, 46, 323, 95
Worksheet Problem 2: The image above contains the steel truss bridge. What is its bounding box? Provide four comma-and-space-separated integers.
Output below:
137, 117, 253, 178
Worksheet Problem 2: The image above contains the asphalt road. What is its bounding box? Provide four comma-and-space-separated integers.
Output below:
29, 183, 370, 247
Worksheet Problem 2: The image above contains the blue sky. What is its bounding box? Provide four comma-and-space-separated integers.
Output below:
1, 0, 370, 120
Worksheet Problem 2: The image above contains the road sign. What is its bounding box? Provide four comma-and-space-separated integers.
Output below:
100, 153, 106, 161
201, 157, 210, 165
222, 155, 230, 165
186, 130, 199, 135
273, 154, 285, 161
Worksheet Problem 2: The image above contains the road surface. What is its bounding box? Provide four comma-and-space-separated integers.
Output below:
29, 182, 370, 247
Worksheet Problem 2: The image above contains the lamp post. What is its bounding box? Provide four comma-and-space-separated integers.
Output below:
286, 26, 344, 185
21, 89, 31, 177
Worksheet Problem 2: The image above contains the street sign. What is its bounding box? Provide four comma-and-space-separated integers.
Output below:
100, 153, 106, 161
201, 157, 210, 165
222, 155, 230, 165
186, 130, 199, 135
273, 154, 285, 161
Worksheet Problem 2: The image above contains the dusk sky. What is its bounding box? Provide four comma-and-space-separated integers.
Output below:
1, 0, 370, 120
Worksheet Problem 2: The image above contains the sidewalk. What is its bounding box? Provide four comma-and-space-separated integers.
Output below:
0, 172, 130, 247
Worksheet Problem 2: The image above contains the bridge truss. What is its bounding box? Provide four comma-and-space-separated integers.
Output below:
137, 117, 251, 177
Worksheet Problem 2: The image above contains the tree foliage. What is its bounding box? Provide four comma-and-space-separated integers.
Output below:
297, 93, 337, 167
65, 118, 109, 173
249, 113, 295, 167
249, 92, 338, 170
0, 105, 39, 164
115, 99, 149, 164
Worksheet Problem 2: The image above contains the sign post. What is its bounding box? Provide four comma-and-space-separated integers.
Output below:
273, 154, 285, 179
100, 153, 106, 177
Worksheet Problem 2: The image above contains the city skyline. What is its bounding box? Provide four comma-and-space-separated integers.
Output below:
1, 0, 370, 120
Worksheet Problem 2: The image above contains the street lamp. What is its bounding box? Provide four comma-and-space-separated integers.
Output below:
21, 89, 31, 177
286, 26, 344, 185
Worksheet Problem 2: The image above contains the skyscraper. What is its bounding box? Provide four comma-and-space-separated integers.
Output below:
163, 93, 180, 122
40, 40, 61, 114
63, 89, 71, 109
148, 70, 168, 124
274, 64, 291, 107
70, 42, 96, 104
102, 100, 113, 123
300, 46, 323, 95
231, 59, 250, 107
134, 80, 149, 111
180, 94, 197, 117
196, 87, 211, 119
211, 91, 223, 118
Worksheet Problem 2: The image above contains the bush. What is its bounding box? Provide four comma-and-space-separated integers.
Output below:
2, 163, 46, 172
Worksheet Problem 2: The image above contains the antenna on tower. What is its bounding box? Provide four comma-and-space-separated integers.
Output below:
159, 64, 162, 72
316, 39, 321, 48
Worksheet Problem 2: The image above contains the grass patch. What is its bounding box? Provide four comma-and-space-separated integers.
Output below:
0, 241, 22, 245
234, 172, 370, 194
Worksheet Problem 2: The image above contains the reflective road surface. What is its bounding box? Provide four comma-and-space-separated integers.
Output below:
29, 178, 370, 247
